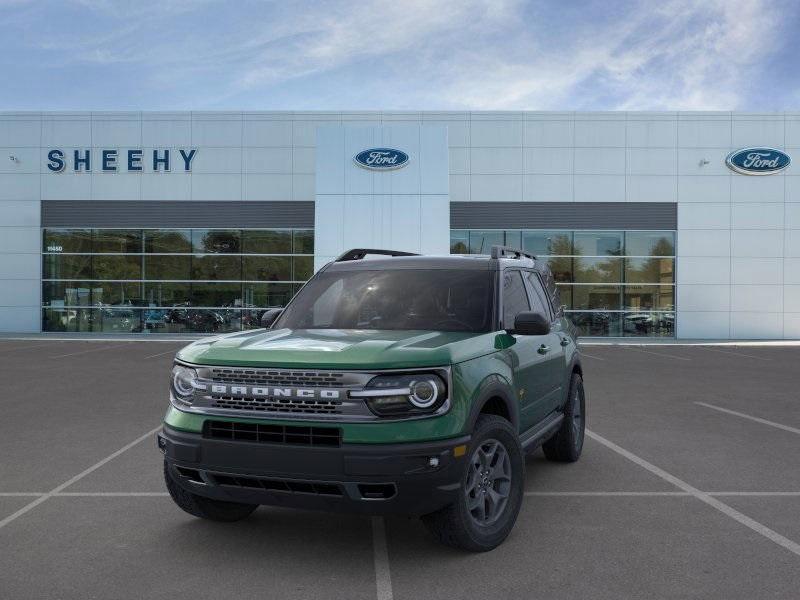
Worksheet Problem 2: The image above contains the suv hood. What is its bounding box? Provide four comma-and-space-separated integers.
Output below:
177, 328, 499, 369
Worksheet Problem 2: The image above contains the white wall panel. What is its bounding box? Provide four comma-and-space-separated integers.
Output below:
731, 258, 782, 285
0, 279, 39, 306
142, 119, 191, 147
730, 175, 785, 203
678, 203, 730, 229
91, 173, 141, 200
574, 148, 625, 174
41, 119, 91, 147
523, 120, 573, 147
574, 120, 625, 147
449, 148, 469, 174
573, 175, 625, 202
677, 119, 732, 148
677, 176, 730, 203
626, 120, 677, 148
0, 119, 41, 147
730, 311, 782, 339
731, 285, 782, 312
91, 120, 141, 147
523, 148, 573, 174
41, 173, 90, 201
676, 311, 729, 338
678, 149, 731, 176
0, 200, 39, 226
732, 120, 785, 149
677, 230, 730, 257
471, 148, 522, 174
523, 174, 573, 202
626, 176, 677, 203
242, 174, 291, 201
731, 203, 784, 229
471, 174, 522, 202
141, 174, 191, 200
0, 307, 39, 333
677, 257, 730, 284
192, 174, 242, 200
627, 148, 676, 175
292, 174, 315, 201
191, 120, 243, 147
242, 120, 292, 147
0, 174, 38, 200
243, 148, 292, 173
677, 284, 730, 311
470, 120, 522, 147
731, 230, 784, 257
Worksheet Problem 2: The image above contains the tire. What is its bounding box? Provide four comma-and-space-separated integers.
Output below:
422, 415, 524, 552
542, 372, 585, 463
163, 460, 258, 522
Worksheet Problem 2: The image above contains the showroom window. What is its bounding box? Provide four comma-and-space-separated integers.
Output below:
41, 228, 313, 334
450, 229, 676, 338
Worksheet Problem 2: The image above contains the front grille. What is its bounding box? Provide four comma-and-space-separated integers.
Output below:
210, 368, 347, 387
210, 395, 343, 415
204, 420, 342, 447
209, 473, 343, 497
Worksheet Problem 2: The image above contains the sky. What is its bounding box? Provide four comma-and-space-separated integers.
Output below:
1, 0, 799, 111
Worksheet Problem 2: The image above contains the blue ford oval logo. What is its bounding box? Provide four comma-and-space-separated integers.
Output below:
354, 148, 409, 170
726, 147, 790, 175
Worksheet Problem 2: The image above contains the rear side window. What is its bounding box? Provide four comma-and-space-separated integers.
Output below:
524, 271, 552, 320
502, 271, 530, 328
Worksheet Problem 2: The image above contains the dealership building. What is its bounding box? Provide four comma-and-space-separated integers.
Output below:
0, 110, 798, 339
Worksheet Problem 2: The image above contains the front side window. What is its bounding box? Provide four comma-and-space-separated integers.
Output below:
276, 269, 494, 333
501, 271, 530, 329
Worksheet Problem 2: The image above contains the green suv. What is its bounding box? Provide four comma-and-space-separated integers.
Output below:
159, 246, 585, 551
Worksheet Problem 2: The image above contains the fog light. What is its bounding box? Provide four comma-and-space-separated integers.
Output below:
428, 457, 439, 468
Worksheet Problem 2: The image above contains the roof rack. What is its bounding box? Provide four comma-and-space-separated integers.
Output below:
490, 245, 536, 260
335, 248, 420, 262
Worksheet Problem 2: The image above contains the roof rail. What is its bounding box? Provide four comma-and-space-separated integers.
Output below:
335, 248, 420, 262
490, 245, 536, 261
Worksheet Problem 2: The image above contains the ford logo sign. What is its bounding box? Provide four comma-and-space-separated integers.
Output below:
354, 148, 409, 170
725, 147, 790, 175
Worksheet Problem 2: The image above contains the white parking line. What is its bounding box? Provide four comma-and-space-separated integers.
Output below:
523, 491, 800, 497
623, 347, 691, 361
695, 347, 771, 361
695, 402, 800, 436
0, 425, 160, 531
371, 517, 393, 600
0, 342, 64, 354
143, 349, 180, 359
55, 492, 169, 497
49, 343, 131, 358
586, 429, 800, 558
580, 353, 606, 361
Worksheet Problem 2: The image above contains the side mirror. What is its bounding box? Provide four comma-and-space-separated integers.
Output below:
510, 311, 550, 336
260, 308, 283, 329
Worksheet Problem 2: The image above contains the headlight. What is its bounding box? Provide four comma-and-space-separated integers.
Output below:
171, 364, 198, 404
351, 373, 447, 417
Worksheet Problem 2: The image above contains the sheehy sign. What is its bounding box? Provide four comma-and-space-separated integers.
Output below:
46, 148, 197, 172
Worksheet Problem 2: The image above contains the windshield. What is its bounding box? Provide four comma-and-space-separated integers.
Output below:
275, 269, 494, 332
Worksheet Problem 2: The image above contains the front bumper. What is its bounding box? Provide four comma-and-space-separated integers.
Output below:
159, 424, 470, 516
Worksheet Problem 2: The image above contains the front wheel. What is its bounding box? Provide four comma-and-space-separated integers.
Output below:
542, 373, 585, 462
422, 415, 524, 552
164, 461, 258, 522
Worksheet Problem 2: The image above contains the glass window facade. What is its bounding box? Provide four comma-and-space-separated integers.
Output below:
41, 228, 313, 334
451, 229, 676, 338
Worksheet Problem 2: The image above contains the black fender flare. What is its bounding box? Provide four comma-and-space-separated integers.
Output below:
464, 374, 519, 433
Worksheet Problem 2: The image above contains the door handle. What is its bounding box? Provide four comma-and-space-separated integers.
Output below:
560, 337, 569, 347
537, 344, 550, 354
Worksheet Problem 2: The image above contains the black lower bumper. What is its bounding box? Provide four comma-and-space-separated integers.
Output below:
158, 425, 470, 516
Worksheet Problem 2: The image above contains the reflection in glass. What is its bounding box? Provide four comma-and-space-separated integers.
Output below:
43, 254, 92, 279
93, 230, 142, 253
43, 281, 143, 307
143, 255, 192, 280
572, 285, 622, 310
567, 312, 621, 337
242, 230, 291, 254
625, 232, 675, 256
469, 231, 503, 254
143, 282, 191, 307
503, 231, 522, 250
43, 229, 92, 253
293, 256, 313, 280
622, 312, 675, 337
573, 257, 622, 283
522, 231, 573, 256
624, 285, 674, 311
243, 256, 291, 281
144, 230, 191, 253
573, 231, 623, 256
555, 285, 573, 310
243, 282, 295, 307
191, 282, 242, 307
625, 258, 674, 284
192, 255, 242, 280
545, 257, 573, 283
191, 229, 241, 253
92, 255, 142, 280
450, 230, 468, 254
293, 229, 314, 254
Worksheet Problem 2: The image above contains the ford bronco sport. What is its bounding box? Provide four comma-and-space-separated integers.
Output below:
159, 246, 585, 551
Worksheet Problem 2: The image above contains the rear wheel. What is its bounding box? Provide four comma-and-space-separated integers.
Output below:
422, 415, 524, 552
164, 461, 258, 522
542, 373, 585, 462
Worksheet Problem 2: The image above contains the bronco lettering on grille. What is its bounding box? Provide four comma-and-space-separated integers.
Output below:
209, 384, 341, 399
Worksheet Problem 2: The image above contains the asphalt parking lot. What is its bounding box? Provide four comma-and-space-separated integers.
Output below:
0, 339, 799, 599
